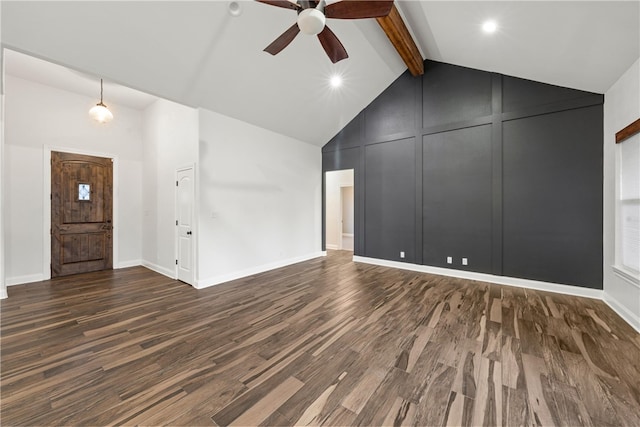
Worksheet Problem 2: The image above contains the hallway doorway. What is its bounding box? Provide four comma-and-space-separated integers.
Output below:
325, 169, 354, 252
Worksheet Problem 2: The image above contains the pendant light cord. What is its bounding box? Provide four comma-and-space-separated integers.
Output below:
89, 77, 113, 123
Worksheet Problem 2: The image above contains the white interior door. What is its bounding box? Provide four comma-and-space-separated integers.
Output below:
176, 167, 195, 285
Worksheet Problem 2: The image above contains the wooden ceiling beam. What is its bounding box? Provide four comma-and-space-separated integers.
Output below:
376, 4, 424, 76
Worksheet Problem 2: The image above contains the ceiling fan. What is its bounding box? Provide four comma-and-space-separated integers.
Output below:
256, 0, 394, 63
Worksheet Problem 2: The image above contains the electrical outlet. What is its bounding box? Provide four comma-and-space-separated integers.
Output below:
447, 256, 453, 264
400, 251, 405, 259
462, 258, 468, 265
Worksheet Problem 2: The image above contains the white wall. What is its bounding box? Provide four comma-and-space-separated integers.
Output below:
325, 169, 354, 250
342, 186, 354, 234
0, 45, 6, 298
603, 57, 640, 331
197, 108, 322, 288
3, 75, 144, 284
141, 99, 198, 278
3, 77, 317, 290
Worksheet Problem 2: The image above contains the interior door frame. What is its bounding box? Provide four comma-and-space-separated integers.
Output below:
44, 146, 119, 280
339, 184, 354, 251
338, 184, 345, 250
0, 89, 6, 299
175, 163, 197, 286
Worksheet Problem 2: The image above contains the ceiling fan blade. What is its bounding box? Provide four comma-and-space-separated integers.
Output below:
317, 25, 348, 63
324, 0, 394, 19
255, 0, 301, 11
264, 23, 301, 55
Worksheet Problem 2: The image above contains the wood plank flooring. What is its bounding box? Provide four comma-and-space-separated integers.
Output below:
2, 250, 639, 426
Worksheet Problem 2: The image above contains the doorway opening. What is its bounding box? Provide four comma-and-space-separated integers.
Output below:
325, 169, 354, 252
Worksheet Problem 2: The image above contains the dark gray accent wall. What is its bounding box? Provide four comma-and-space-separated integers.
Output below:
423, 125, 493, 273
365, 138, 416, 263
322, 60, 604, 289
502, 106, 603, 286
422, 63, 493, 129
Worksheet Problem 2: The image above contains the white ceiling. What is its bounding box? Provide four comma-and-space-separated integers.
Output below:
2, 1, 639, 147
4, 50, 159, 110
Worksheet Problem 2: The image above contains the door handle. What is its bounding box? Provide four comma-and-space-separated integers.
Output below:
187, 231, 192, 235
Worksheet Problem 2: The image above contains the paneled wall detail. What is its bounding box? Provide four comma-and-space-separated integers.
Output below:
423, 125, 493, 273
365, 138, 416, 263
323, 60, 604, 289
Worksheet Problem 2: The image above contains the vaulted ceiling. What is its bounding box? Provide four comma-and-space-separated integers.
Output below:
2, 1, 638, 146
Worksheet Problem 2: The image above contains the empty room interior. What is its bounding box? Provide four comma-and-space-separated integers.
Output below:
1, 1, 639, 426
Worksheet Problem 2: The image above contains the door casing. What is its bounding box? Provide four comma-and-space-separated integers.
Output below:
44, 146, 120, 280
324, 169, 355, 252
175, 164, 196, 286
51, 151, 113, 276
340, 185, 354, 251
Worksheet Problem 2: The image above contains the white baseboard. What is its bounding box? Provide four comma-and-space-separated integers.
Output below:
196, 251, 325, 290
116, 259, 142, 269
141, 261, 176, 280
5, 261, 145, 287
612, 265, 640, 289
326, 244, 339, 250
6, 273, 47, 286
355, 256, 640, 333
0, 287, 7, 299
603, 292, 640, 333
353, 256, 604, 300
4, 261, 166, 293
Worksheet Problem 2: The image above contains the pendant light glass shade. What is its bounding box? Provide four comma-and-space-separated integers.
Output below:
89, 103, 113, 123
89, 79, 113, 123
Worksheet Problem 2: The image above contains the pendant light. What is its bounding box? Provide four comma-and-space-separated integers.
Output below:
89, 79, 113, 123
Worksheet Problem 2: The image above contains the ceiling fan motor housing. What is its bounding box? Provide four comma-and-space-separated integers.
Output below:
297, 8, 326, 35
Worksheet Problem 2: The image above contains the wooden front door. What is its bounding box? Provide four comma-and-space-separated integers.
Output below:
51, 151, 113, 277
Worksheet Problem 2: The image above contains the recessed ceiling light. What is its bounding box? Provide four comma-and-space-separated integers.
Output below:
482, 20, 497, 34
330, 75, 342, 88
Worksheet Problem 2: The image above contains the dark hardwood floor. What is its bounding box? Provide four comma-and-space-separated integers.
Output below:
1, 251, 639, 426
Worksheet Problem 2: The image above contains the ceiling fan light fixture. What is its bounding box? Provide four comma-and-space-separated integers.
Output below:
297, 9, 326, 35
257, 0, 394, 63
89, 79, 113, 123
